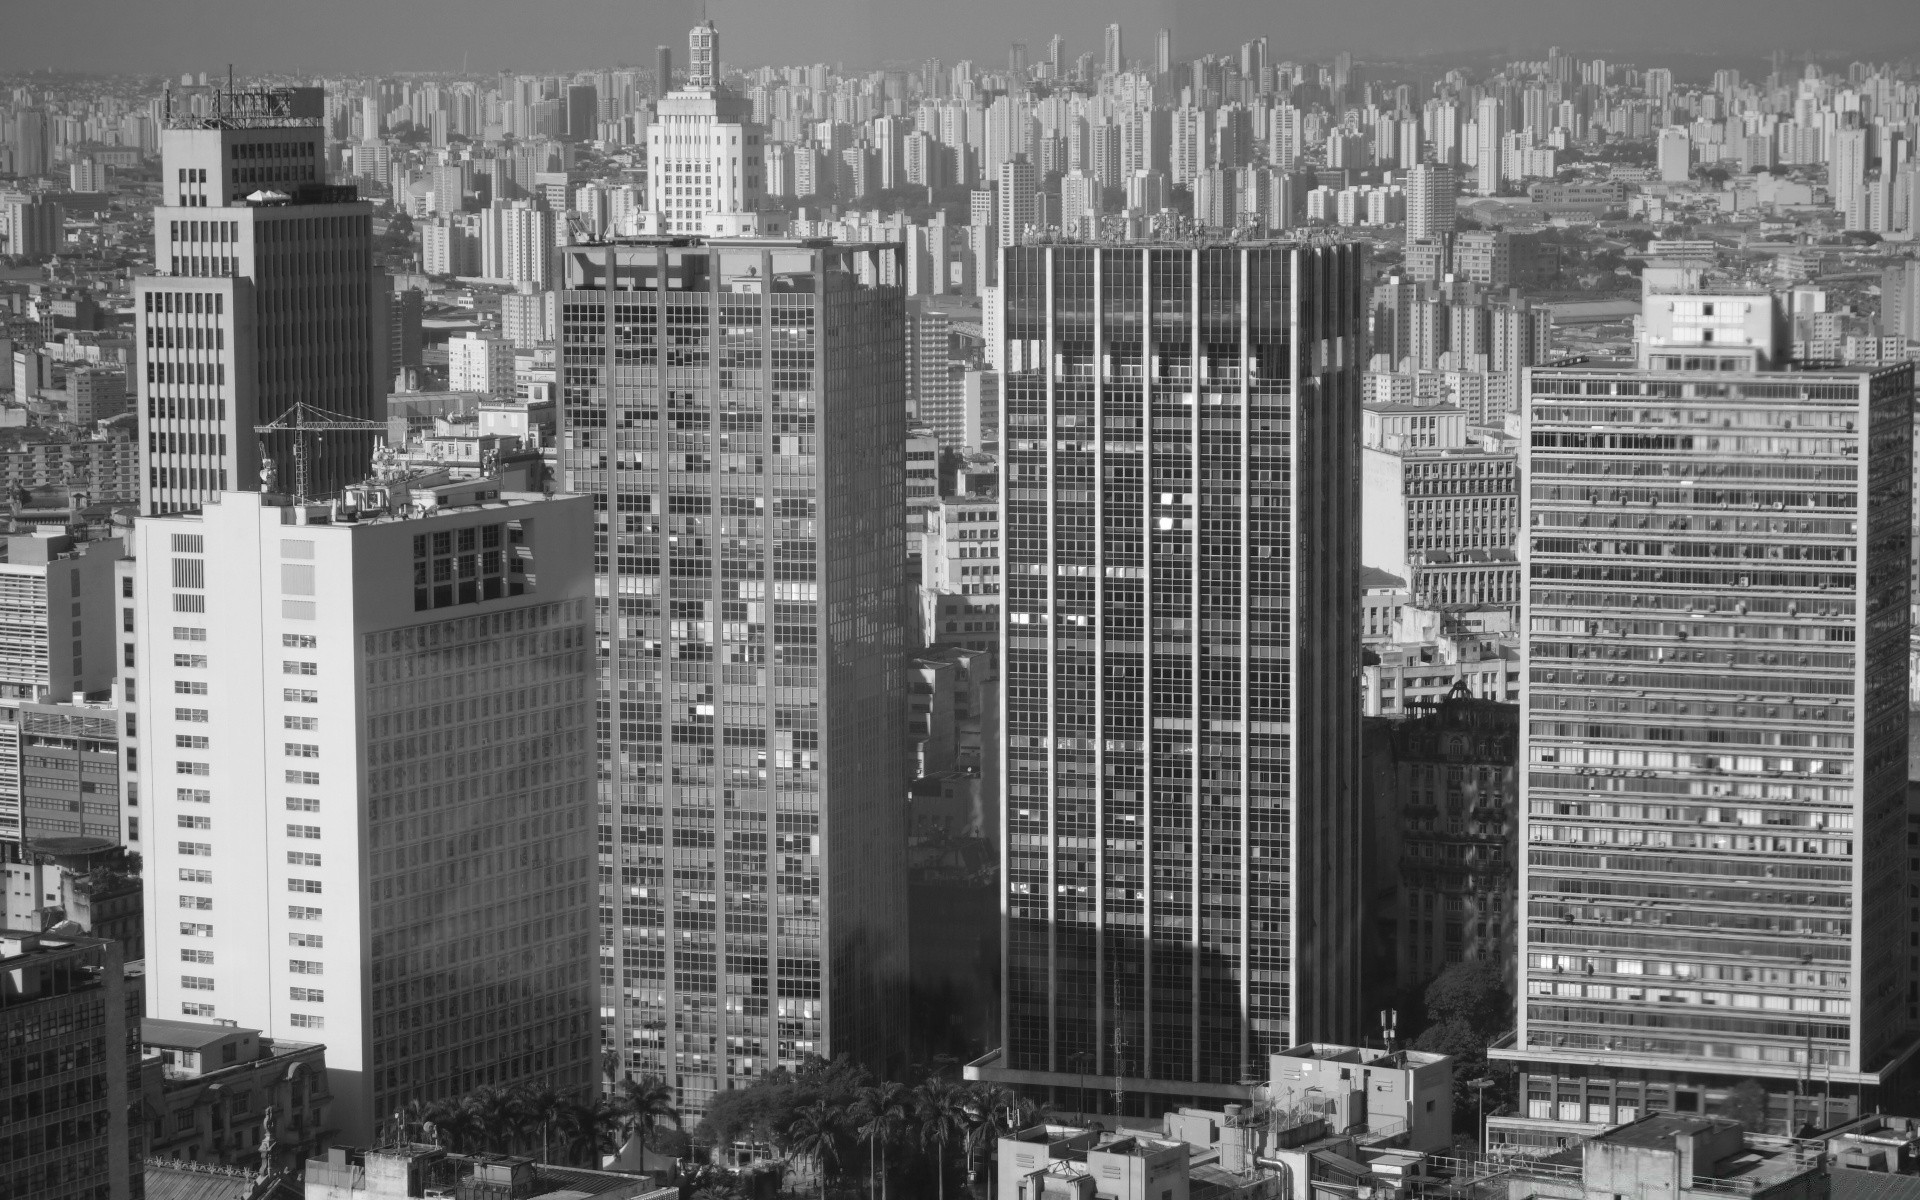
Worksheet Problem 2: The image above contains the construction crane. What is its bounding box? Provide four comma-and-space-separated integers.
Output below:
253, 401, 386, 505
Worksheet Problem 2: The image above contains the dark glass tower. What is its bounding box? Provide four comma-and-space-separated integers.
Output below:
973, 241, 1368, 1109
556, 238, 909, 1115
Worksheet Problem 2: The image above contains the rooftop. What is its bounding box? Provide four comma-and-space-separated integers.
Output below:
143, 1016, 255, 1052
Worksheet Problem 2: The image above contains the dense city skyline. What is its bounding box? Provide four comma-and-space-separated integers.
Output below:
3, 0, 1920, 75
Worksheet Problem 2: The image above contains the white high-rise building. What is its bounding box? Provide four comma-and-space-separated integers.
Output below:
480, 201, 556, 286
1406, 163, 1457, 241
133, 482, 597, 1146
998, 157, 1037, 248
1657, 125, 1693, 183
447, 332, 517, 396
1474, 97, 1503, 195
1831, 127, 1869, 230
1104, 23, 1124, 76
648, 20, 767, 235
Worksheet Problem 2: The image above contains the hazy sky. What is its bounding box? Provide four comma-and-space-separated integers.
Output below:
1, 0, 1912, 76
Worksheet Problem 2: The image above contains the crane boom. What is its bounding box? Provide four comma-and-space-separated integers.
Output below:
253, 401, 386, 504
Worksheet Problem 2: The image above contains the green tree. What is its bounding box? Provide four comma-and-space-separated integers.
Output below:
557, 1095, 620, 1167
511, 1085, 568, 1162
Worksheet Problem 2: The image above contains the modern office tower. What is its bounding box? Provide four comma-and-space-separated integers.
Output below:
0, 932, 138, 1200
1492, 344, 1917, 1148
998, 157, 1038, 249
0, 192, 62, 257
135, 87, 386, 516
969, 240, 1368, 1111
648, 21, 766, 236
565, 84, 598, 141
656, 46, 674, 97
1155, 29, 1172, 77
1406, 164, 1457, 242
1473, 98, 1503, 195
1105, 23, 1125, 76
554, 237, 909, 1115
131, 483, 598, 1145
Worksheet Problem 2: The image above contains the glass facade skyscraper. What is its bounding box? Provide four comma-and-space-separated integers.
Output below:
970, 241, 1368, 1111
1493, 361, 1916, 1150
556, 238, 909, 1114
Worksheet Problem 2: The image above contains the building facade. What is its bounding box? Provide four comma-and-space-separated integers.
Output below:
554, 237, 909, 1114
132, 483, 597, 1144
973, 241, 1367, 1111
1493, 361, 1917, 1150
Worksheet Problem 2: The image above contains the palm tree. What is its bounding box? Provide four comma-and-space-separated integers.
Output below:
424, 1098, 481, 1153
611, 1073, 681, 1152
782, 1101, 842, 1200
850, 1081, 912, 1200
511, 1085, 569, 1162
556, 1095, 620, 1167
915, 1077, 969, 1200
462, 1085, 518, 1154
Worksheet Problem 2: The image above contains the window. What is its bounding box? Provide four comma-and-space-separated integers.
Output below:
178, 868, 212, 883
176, 681, 208, 695
282, 634, 317, 648
178, 788, 211, 803
174, 627, 207, 641
287, 824, 321, 839
283, 661, 318, 676
290, 933, 323, 948
177, 761, 209, 775
289, 960, 324, 975
288, 906, 322, 920
284, 716, 318, 731
176, 735, 209, 749
284, 689, 318, 704
176, 708, 209, 723
181, 949, 214, 964
286, 770, 319, 785
289, 987, 324, 1003
174, 654, 208, 668
180, 922, 214, 937
179, 895, 213, 910
286, 798, 319, 812
287, 851, 321, 867
178, 843, 213, 858
288, 878, 322, 893
289, 1013, 324, 1029
182, 1002, 216, 1017
171, 534, 204, 553
182, 976, 215, 990
285, 743, 319, 758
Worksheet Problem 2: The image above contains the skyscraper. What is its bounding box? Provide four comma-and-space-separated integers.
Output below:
1491, 304, 1917, 1148
133, 482, 598, 1144
998, 156, 1038, 248
1105, 23, 1125, 76
1474, 97, 1503, 195
648, 21, 767, 236
1155, 29, 1172, 77
135, 86, 386, 514
555, 237, 909, 1115
969, 240, 1369, 1111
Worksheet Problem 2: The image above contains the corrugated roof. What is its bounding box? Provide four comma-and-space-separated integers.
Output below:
1831, 1170, 1920, 1200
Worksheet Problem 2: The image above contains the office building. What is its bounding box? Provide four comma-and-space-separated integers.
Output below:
1105, 24, 1125, 76
968, 241, 1368, 1111
135, 86, 387, 514
0, 931, 139, 1200
1362, 444, 1520, 610
920, 494, 1001, 656
648, 21, 766, 235
0, 192, 62, 258
555, 237, 909, 1114
1492, 350, 1917, 1149
999, 157, 1037, 249
906, 302, 962, 443
131, 481, 598, 1145
0, 438, 139, 505
0, 529, 124, 710
0, 695, 122, 843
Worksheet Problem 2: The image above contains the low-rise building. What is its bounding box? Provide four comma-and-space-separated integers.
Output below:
1496, 1115, 1823, 1200
303, 1145, 671, 1200
141, 1017, 331, 1172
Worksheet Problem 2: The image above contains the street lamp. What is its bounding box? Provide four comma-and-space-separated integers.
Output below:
1471, 1078, 1497, 1155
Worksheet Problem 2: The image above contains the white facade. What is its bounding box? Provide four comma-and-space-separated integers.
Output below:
133, 485, 596, 1146
647, 22, 765, 235
447, 332, 516, 396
